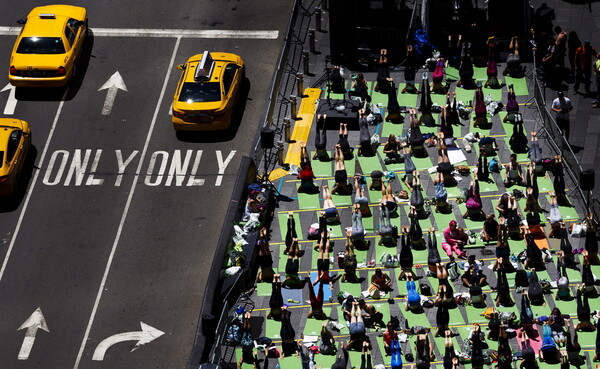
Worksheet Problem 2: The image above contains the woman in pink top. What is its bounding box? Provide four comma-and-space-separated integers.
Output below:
442, 220, 468, 260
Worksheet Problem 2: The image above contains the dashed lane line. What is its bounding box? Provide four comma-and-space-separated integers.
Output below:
0, 27, 279, 39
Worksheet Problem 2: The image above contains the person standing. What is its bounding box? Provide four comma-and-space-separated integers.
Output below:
593, 51, 600, 108
574, 40, 597, 94
551, 91, 573, 142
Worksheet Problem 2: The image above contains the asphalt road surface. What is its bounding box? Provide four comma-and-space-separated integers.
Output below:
0, 1, 292, 368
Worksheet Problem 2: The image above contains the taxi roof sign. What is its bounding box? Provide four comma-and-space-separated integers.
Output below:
39, 13, 56, 19
194, 51, 214, 81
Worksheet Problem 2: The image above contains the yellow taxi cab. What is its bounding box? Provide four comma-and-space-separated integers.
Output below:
172, 51, 245, 131
0, 119, 31, 197
8, 5, 87, 87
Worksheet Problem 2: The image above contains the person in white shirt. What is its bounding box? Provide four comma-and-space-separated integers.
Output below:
551, 91, 573, 142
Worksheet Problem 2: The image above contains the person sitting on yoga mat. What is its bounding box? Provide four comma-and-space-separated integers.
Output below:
407, 206, 425, 250
470, 327, 486, 369
378, 204, 396, 246
330, 341, 349, 369
437, 133, 456, 186
503, 84, 520, 123
431, 58, 447, 94
414, 329, 434, 369
267, 275, 284, 319
434, 172, 451, 214
342, 229, 359, 283
442, 220, 468, 260
390, 339, 403, 369
282, 238, 303, 289
401, 142, 417, 190
497, 325, 513, 369
358, 109, 375, 157
484, 37, 503, 89
504, 154, 524, 187
555, 262, 571, 300
313, 114, 329, 160
398, 229, 414, 281
402, 45, 419, 94
575, 286, 594, 331
321, 185, 340, 224
584, 213, 599, 264
358, 298, 385, 329
541, 321, 560, 363
495, 265, 514, 307
461, 262, 487, 289
473, 83, 488, 128
504, 36, 524, 78
565, 320, 586, 366
457, 53, 475, 89
369, 268, 392, 296
427, 228, 442, 273
280, 306, 299, 357
332, 144, 352, 195
405, 272, 422, 311
306, 273, 326, 319
383, 134, 401, 164
463, 176, 485, 220
434, 289, 451, 337
337, 123, 354, 160
353, 176, 371, 217
418, 73, 435, 127
478, 135, 498, 157
481, 213, 499, 242
549, 307, 567, 346
495, 193, 510, 218
350, 73, 371, 103
256, 227, 274, 284
382, 321, 398, 356
348, 301, 367, 349
518, 329, 538, 369
375, 49, 393, 93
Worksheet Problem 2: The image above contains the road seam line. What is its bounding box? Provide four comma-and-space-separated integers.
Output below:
0, 100, 65, 282
73, 36, 181, 369
0, 26, 279, 39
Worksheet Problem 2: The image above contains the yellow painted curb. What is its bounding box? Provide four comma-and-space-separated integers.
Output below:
268, 167, 289, 181
284, 88, 321, 168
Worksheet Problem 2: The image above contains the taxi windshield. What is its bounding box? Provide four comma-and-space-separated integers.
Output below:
17, 37, 65, 54
179, 82, 221, 103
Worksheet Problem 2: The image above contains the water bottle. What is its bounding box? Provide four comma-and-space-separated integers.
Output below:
275, 363, 280, 369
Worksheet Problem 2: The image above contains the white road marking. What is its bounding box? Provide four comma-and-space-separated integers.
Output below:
1, 83, 17, 115
18, 307, 49, 360
215, 150, 236, 186
98, 72, 127, 116
92, 322, 164, 361
0, 26, 279, 39
0, 96, 66, 281
73, 36, 182, 369
115, 150, 139, 187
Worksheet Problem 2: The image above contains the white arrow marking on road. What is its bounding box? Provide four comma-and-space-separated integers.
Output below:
98, 71, 128, 116
17, 307, 49, 360
1, 83, 17, 115
92, 322, 164, 361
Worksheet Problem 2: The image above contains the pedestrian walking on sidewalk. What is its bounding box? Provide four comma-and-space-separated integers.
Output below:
551, 91, 573, 142
574, 40, 597, 94
593, 52, 600, 107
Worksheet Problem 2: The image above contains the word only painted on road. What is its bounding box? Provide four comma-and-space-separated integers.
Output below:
42, 149, 236, 187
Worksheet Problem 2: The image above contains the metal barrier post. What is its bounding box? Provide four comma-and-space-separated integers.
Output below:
290, 95, 298, 120
315, 7, 322, 32
296, 73, 304, 97
277, 141, 285, 166
303, 51, 310, 75
283, 117, 291, 143
321, 0, 328, 11
309, 29, 316, 54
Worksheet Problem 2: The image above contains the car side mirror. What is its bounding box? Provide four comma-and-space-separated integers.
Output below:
176, 64, 185, 70
16, 19, 26, 25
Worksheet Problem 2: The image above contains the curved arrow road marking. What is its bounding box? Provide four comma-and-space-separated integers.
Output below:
2, 83, 17, 115
92, 322, 164, 361
98, 72, 127, 116
18, 307, 49, 360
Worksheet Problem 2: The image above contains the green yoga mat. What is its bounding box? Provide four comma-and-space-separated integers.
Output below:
427, 174, 463, 198
265, 317, 282, 339
347, 350, 365, 369
544, 195, 580, 221
298, 192, 322, 210
572, 320, 597, 348
278, 354, 306, 369
446, 67, 459, 81
431, 208, 459, 232
364, 178, 382, 205
304, 308, 333, 335
482, 84, 504, 101
235, 349, 264, 369
362, 215, 376, 234
565, 267, 582, 283
401, 306, 432, 328
278, 213, 305, 242
371, 90, 389, 107
478, 178, 500, 193
257, 279, 275, 296
313, 354, 338, 369
376, 146, 404, 172
474, 67, 488, 81
381, 121, 405, 139
314, 211, 344, 238
537, 175, 554, 192
499, 137, 529, 163
311, 152, 333, 177
397, 84, 419, 107
457, 203, 485, 230
357, 155, 383, 176
431, 93, 447, 107
455, 87, 475, 104
339, 281, 364, 298
467, 114, 495, 135
327, 180, 353, 206
411, 155, 435, 171
505, 76, 529, 96
464, 303, 490, 323
500, 119, 529, 141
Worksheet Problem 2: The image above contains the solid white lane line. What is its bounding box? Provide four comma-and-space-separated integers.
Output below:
72, 36, 182, 369
0, 26, 279, 39
0, 99, 65, 282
